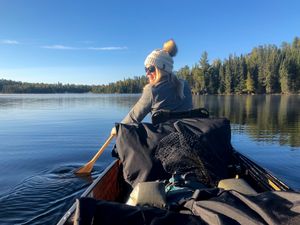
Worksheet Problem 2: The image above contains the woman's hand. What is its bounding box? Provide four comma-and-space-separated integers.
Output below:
111, 126, 117, 136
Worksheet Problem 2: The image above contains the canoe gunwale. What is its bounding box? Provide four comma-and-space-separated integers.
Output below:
232, 150, 292, 192
56, 159, 119, 225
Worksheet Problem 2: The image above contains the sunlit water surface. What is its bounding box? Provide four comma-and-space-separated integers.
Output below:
0, 94, 299, 224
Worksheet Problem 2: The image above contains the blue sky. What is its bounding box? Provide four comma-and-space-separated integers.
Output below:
0, 0, 300, 85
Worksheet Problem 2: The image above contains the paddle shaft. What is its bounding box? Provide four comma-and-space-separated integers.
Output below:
90, 134, 114, 163
75, 134, 115, 174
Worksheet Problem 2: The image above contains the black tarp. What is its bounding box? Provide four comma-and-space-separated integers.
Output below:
112, 118, 233, 188
74, 190, 300, 225
73, 197, 205, 225
181, 189, 300, 225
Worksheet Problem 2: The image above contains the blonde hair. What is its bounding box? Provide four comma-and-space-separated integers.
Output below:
153, 67, 185, 100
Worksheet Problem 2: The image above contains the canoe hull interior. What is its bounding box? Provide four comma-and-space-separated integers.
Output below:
57, 150, 292, 225
88, 160, 122, 201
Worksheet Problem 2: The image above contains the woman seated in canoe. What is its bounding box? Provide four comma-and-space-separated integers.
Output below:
111, 39, 193, 135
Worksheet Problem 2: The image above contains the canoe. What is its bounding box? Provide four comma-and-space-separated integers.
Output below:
57, 149, 292, 225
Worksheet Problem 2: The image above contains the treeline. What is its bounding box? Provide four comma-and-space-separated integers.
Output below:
0, 77, 148, 94
177, 37, 300, 94
0, 79, 90, 93
91, 76, 148, 93
1, 37, 300, 94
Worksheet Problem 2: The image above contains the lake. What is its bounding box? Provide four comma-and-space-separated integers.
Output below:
0, 93, 299, 224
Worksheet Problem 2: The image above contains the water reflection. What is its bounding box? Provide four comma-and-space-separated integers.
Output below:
1, 94, 299, 148
193, 95, 300, 147
0, 93, 140, 109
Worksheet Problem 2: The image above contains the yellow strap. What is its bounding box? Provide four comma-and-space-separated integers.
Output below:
268, 179, 281, 191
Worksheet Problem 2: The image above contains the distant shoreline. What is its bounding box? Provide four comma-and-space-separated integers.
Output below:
1, 92, 299, 96
1, 78, 299, 95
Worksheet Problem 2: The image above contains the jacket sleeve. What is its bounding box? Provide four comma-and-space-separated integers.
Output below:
121, 85, 152, 124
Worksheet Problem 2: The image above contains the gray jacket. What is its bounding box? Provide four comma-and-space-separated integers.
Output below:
122, 78, 193, 124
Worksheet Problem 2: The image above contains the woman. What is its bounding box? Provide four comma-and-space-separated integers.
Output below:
111, 39, 192, 135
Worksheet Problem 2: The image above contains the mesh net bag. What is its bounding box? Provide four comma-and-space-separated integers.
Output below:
155, 129, 223, 187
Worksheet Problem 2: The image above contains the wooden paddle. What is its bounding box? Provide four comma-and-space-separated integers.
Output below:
75, 134, 115, 175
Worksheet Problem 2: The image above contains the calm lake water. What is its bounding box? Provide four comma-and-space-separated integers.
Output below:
0, 93, 300, 224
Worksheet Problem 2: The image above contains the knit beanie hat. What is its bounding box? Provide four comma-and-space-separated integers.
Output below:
144, 39, 178, 73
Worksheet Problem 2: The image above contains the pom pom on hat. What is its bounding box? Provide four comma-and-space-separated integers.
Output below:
163, 39, 177, 57
144, 39, 178, 73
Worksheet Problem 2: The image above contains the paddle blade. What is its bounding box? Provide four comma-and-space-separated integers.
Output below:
75, 162, 94, 175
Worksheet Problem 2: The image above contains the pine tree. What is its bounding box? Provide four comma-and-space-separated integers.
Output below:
245, 71, 255, 94
218, 64, 226, 94
279, 58, 289, 93
199, 51, 210, 93
191, 65, 204, 94
224, 58, 233, 94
